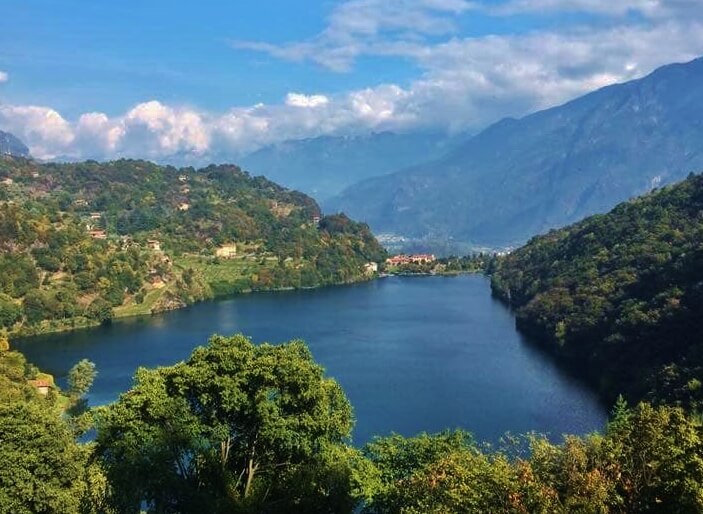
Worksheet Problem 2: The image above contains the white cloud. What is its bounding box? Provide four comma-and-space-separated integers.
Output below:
233, 0, 477, 71
0, 71, 8, 83
3, 0, 703, 162
285, 93, 330, 108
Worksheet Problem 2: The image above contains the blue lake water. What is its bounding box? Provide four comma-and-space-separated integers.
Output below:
15, 275, 607, 444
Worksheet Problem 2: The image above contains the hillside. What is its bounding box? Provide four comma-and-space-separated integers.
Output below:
240, 131, 460, 200
491, 173, 703, 410
328, 57, 703, 247
0, 130, 30, 158
0, 157, 386, 336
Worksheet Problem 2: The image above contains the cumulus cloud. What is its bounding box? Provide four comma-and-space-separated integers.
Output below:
3, 0, 703, 161
0, 71, 8, 83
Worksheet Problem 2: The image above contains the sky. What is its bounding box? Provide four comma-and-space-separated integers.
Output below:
1, 0, 703, 161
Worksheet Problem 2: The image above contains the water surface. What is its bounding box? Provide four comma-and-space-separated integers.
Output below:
16, 275, 607, 444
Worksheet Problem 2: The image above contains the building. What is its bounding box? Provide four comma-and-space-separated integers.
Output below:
0, 177, 13, 186
149, 275, 165, 289
28, 379, 52, 396
364, 262, 379, 274
89, 212, 102, 220
89, 229, 107, 239
312, 215, 321, 225
178, 174, 188, 182
147, 239, 161, 251
178, 202, 190, 211
74, 199, 88, 207
385, 254, 436, 266
215, 244, 238, 259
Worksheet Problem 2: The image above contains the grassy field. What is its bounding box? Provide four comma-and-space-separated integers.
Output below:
113, 287, 169, 318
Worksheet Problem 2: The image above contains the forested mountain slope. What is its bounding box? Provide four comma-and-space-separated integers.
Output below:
491, 173, 703, 410
0, 157, 385, 336
329, 57, 703, 247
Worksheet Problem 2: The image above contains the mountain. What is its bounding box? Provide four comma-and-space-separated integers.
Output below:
0, 157, 386, 336
0, 131, 30, 158
239, 131, 461, 201
491, 173, 703, 410
327, 57, 703, 248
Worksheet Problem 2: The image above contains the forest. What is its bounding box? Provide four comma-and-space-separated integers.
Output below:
1, 334, 701, 514
491, 173, 703, 411
0, 157, 386, 336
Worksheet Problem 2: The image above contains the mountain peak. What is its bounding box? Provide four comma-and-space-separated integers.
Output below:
0, 131, 30, 158
328, 56, 703, 248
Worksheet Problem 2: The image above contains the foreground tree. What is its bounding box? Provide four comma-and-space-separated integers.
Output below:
0, 400, 88, 514
362, 403, 703, 514
94, 334, 356, 513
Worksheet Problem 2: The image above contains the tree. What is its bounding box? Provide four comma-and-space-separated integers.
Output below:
67, 359, 97, 399
94, 334, 356, 513
0, 400, 88, 514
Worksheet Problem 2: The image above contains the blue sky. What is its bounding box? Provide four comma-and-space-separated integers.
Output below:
1, 0, 703, 160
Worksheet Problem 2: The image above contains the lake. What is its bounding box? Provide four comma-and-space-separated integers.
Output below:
15, 275, 607, 444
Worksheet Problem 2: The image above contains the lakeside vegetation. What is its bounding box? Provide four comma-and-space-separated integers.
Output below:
0, 157, 386, 337
1, 335, 702, 513
491, 172, 703, 411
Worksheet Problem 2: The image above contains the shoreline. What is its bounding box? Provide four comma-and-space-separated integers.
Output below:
11, 273, 378, 342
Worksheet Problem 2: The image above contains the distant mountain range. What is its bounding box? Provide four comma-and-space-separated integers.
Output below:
327, 57, 703, 248
239, 131, 463, 200
0, 131, 30, 158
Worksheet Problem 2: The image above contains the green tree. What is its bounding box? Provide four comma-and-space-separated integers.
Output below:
0, 400, 88, 514
94, 334, 356, 513
68, 358, 97, 399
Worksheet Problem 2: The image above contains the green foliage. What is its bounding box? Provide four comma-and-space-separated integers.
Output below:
0, 400, 90, 514
0, 158, 386, 335
491, 173, 703, 409
68, 358, 97, 399
94, 334, 356, 513
362, 404, 703, 513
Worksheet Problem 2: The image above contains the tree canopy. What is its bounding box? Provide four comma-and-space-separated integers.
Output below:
491, 173, 703, 410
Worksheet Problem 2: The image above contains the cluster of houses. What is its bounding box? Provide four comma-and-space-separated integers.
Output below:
385, 254, 437, 266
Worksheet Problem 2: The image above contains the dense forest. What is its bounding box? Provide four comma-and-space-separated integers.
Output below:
1, 335, 701, 513
491, 172, 703, 411
0, 156, 386, 336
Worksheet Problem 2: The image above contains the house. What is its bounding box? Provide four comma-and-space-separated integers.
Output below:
74, 199, 88, 207
147, 239, 161, 251
178, 202, 190, 211
215, 244, 238, 259
178, 174, 188, 182
149, 275, 165, 288
312, 215, 321, 225
28, 379, 52, 396
89, 229, 107, 239
409, 254, 436, 264
31, 171, 40, 178
0, 177, 13, 186
89, 212, 102, 220
364, 262, 379, 274
180, 186, 191, 194
385, 254, 436, 266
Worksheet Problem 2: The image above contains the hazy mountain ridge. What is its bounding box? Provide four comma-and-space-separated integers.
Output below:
239, 131, 463, 200
327, 57, 703, 247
